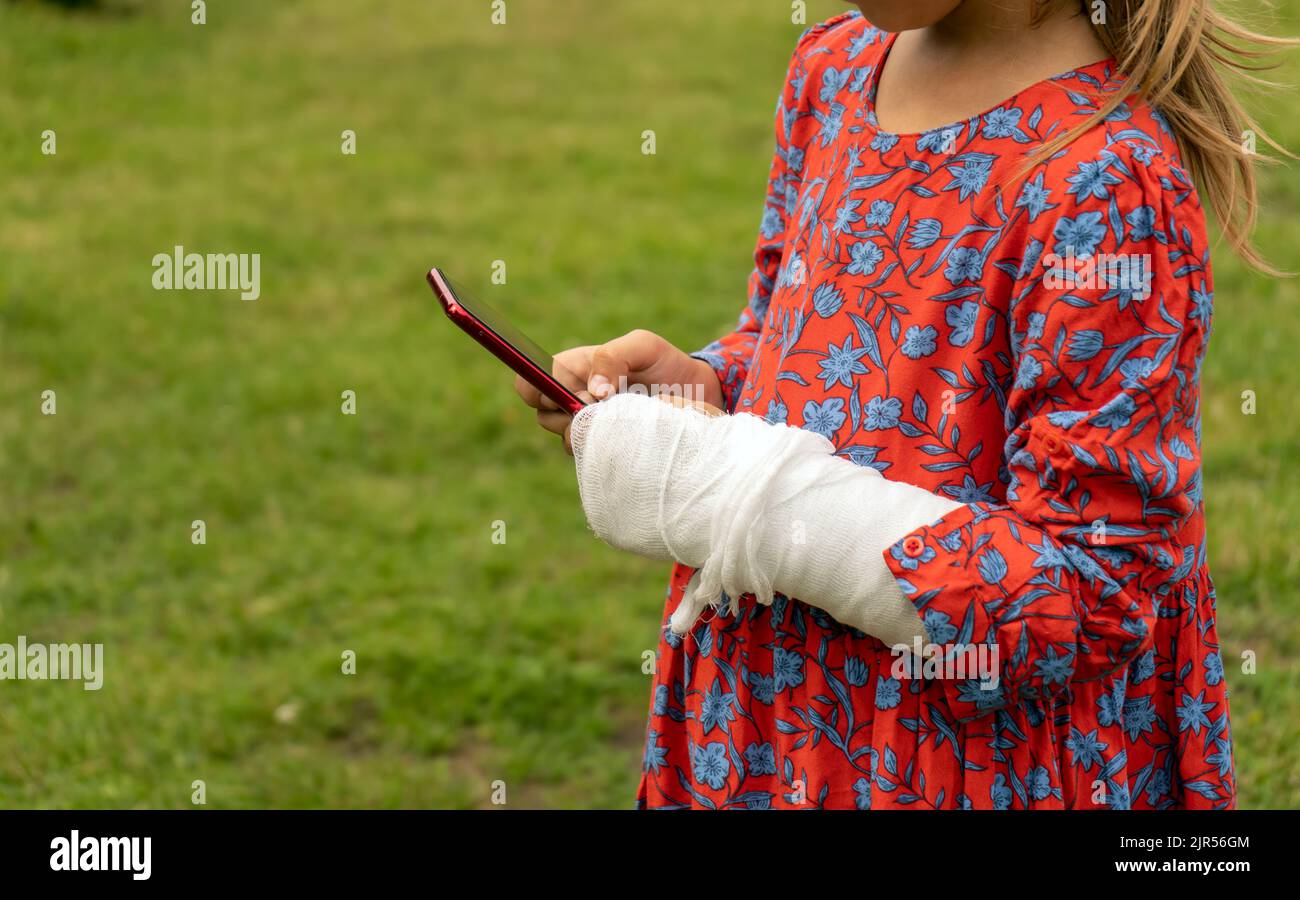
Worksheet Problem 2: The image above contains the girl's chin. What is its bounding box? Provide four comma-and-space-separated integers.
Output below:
849, 1, 963, 33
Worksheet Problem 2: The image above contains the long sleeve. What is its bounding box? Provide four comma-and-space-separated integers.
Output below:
883, 152, 1213, 722
692, 24, 823, 412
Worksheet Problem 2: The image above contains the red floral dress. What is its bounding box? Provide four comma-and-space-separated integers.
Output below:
638, 12, 1233, 809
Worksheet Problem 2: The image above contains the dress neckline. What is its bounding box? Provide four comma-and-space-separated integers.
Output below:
863, 29, 1118, 141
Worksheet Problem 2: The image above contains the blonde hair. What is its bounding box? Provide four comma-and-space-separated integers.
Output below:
1033, 0, 1294, 272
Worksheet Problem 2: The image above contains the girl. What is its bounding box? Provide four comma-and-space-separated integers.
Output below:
517, 0, 1284, 809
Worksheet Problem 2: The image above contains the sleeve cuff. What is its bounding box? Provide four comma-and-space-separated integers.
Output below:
881, 502, 1082, 722
691, 343, 753, 414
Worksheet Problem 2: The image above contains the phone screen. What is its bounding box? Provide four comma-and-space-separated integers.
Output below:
441, 273, 560, 374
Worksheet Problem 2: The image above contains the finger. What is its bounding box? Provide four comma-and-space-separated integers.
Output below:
539, 382, 595, 413
562, 421, 574, 456
514, 373, 544, 409
657, 393, 724, 417
587, 329, 665, 399
537, 408, 570, 437
522, 382, 560, 413
517, 346, 594, 412
552, 347, 595, 395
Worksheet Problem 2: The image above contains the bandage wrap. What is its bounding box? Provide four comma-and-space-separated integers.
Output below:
570, 393, 963, 642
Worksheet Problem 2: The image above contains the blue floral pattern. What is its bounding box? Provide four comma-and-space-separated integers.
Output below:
642, 13, 1232, 810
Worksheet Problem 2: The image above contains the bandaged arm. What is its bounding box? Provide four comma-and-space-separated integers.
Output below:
570, 393, 962, 642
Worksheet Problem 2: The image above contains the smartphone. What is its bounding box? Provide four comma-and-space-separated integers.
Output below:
428, 268, 587, 416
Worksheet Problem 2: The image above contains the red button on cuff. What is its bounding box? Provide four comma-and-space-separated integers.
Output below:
902, 536, 926, 558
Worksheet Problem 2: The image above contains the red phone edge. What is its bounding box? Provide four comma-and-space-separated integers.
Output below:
427, 268, 587, 416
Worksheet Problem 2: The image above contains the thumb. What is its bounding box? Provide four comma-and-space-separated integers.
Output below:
587, 329, 666, 399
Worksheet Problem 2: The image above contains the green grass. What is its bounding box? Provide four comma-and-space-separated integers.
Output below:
0, 0, 1297, 808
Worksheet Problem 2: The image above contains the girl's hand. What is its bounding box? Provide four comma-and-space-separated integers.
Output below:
513, 329, 725, 454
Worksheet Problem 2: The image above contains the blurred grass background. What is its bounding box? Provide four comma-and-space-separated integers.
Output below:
0, 0, 1296, 808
